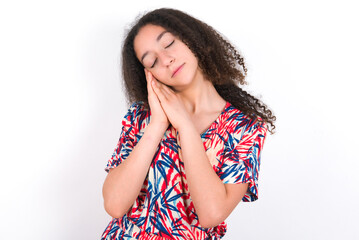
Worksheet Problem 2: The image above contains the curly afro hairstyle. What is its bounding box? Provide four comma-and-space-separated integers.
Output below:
121, 8, 276, 133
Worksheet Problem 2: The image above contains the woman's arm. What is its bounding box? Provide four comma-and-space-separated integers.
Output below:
178, 124, 249, 228
150, 79, 249, 228
102, 122, 167, 218
102, 70, 169, 219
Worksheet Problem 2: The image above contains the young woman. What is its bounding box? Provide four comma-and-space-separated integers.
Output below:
101, 8, 275, 240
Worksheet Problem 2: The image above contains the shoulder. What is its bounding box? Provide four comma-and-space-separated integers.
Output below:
122, 102, 150, 129
219, 102, 267, 140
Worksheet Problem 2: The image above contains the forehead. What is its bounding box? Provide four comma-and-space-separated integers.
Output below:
137, 24, 168, 39
133, 25, 170, 56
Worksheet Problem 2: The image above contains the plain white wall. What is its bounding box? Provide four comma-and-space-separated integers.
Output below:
1, 0, 358, 239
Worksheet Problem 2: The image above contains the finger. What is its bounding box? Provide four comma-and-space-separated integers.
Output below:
159, 83, 174, 97
151, 80, 167, 102
146, 70, 160, 95
145, 70, 155, 96
145, 69, 152, 83
144, 68, 149, 81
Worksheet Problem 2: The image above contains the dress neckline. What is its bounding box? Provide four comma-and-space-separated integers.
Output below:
200, 101, 231, 137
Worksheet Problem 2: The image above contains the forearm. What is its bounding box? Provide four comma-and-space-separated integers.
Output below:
102, 123, 167, 218
178, 125, 228, 226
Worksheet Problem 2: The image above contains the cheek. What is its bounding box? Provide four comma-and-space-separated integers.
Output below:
151, 69, 167, 82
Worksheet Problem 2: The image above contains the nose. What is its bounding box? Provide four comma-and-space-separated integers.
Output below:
159, 52, 174, 66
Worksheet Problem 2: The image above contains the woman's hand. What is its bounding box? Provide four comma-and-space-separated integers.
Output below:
145, 69, 170, 128
150, 78, 192, 132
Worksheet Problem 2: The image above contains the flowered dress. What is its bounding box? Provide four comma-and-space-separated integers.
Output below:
101, 101, 267, 240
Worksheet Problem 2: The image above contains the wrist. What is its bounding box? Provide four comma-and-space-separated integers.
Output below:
140, 123, 168, 144
147, 122, 169, 134
176, 120, 197, 135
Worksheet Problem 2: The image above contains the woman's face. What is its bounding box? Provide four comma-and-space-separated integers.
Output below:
134, 24, 201, 90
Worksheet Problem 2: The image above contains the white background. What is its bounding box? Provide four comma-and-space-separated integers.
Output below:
1, 0, 358, 239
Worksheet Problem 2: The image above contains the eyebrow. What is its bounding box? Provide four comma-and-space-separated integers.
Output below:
140, 30, 169, 63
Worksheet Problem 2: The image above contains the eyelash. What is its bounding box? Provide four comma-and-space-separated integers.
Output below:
166, 40, 175, 48
150, 40, 175, 68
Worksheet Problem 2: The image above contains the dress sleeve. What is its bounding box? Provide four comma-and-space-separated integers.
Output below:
105, 102, 146, 172
219, 119, 268, 202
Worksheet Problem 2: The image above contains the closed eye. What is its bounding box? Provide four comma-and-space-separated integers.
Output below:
150, 59, 157, 68
165, 40, 175, 48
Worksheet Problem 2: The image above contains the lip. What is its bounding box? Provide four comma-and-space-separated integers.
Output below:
171, 63, 185, 78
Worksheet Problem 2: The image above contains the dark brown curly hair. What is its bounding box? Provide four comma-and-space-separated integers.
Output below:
121, 8, 276, 133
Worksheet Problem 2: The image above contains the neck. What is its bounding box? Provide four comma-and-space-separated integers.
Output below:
174, 74, 225, 115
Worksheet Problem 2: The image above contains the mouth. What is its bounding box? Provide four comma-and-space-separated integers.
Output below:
172, 63, 185, 78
